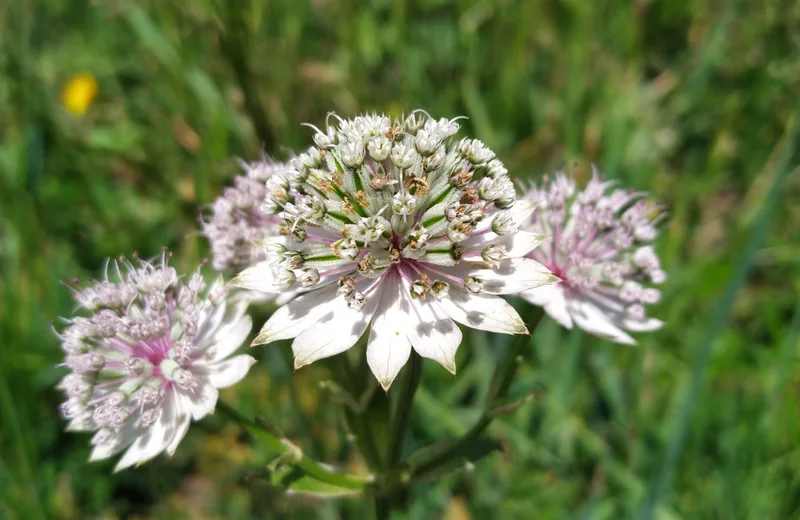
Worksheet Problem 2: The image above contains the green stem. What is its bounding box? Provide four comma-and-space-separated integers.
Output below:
374, 497, 391, 520
216, 401, 368, 490
389, 351, 423, 465
486, 307, 544, 409
276, 346, 324, 457
409, 306, 545, 478
334, 356, 384, 471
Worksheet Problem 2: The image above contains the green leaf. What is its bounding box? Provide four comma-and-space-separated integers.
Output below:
408, 437, 502, 484
486, 393, 536, 419
284, 474, 363, 499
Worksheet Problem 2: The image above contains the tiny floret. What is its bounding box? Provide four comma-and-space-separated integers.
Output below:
202, 156, 294, 272
56, 252, 255, 471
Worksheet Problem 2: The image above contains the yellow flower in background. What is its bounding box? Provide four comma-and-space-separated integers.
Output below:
61, 73, 98, 116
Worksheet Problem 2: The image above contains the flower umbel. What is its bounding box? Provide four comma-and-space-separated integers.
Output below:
202, 156, 292, 272
519, 168, 666, 344
233, 111, 556, 389
56, 252, 255, 471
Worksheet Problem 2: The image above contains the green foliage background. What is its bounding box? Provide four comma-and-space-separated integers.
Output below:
1, 0, 799, 518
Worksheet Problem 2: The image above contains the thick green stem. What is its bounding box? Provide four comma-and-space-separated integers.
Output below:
334, 356, 384, 471
216, 401, 367, 491
389, 351, 423, 465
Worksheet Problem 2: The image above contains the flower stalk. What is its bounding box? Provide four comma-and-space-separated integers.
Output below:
389, 351, 423, 465
216, 400, 368, 491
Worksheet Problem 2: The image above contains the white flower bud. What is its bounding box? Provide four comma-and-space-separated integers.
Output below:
431, 280, 449, 300
390, 143, 417, 169
485, 159, 507, 179
423, 146, 446, 171
346, 291, 366, 311
124, 357, 152, 377
368, 137, 392, 161
446, 219, 473, 243
649, 269, 667, 284
341, 141, 365, 168
298, 148, 322, 169
414, 129, 440, 156
298, 267, 320, 287
481, 244, 507, 268
391, 192, 417, 216
410, 279, 430, 299
640, 288, 661, 304
464, 139, 495, 164
331, 238, 360, 260
274, 268, 297, 288
464, 276, 483, 294
619, 281, 642, 302
634, 224, 657, 242
491, 211, 518, 235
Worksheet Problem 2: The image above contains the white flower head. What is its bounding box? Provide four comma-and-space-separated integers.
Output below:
519, 168, 666, 344
202, 156, 294, 272
233, 111, 557, 390
56, 252, 255, 471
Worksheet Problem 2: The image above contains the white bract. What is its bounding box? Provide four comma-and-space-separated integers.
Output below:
233, 111, 557, 389
202, 156, 293, 272
518, 169, 666, 344
56, 253, 255, 471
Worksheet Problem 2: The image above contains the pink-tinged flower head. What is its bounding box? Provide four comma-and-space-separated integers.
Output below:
233, 111, 557, 389
202, 157, 292, 272
519, 168, 666, 344
56, 253, 255, 471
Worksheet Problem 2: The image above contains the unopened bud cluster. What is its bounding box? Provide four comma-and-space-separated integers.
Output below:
203, 157, 292, 272
254, 111, 520, 302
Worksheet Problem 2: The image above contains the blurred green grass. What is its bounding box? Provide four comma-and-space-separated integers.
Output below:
1, 0, 799, 518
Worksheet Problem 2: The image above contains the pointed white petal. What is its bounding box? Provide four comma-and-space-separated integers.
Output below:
520, 284, 574, 329
206, 355, 257, 389
568, 298, 636, 345
194, 298, 231, 345
165, 393, 191, 456
253, 283, 341, 345
89, 422, 139, 462
230, 261, 279, 293
185, 383, 220, 421
366, 274, 413, 390
519, 283, 558, 305
544, 289, 574, 329
509, 199, 539, 226
292, 288, 380, 369
275, 291, 297, 306
439, 287, 528, 335
620, 316, 663, 333
408, 300, 461, 375
463, 230, 545, 259
466, 258, 558, 295
500, 231, 547, 258
204, 314, 252, 361
114, 395, 178, 472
